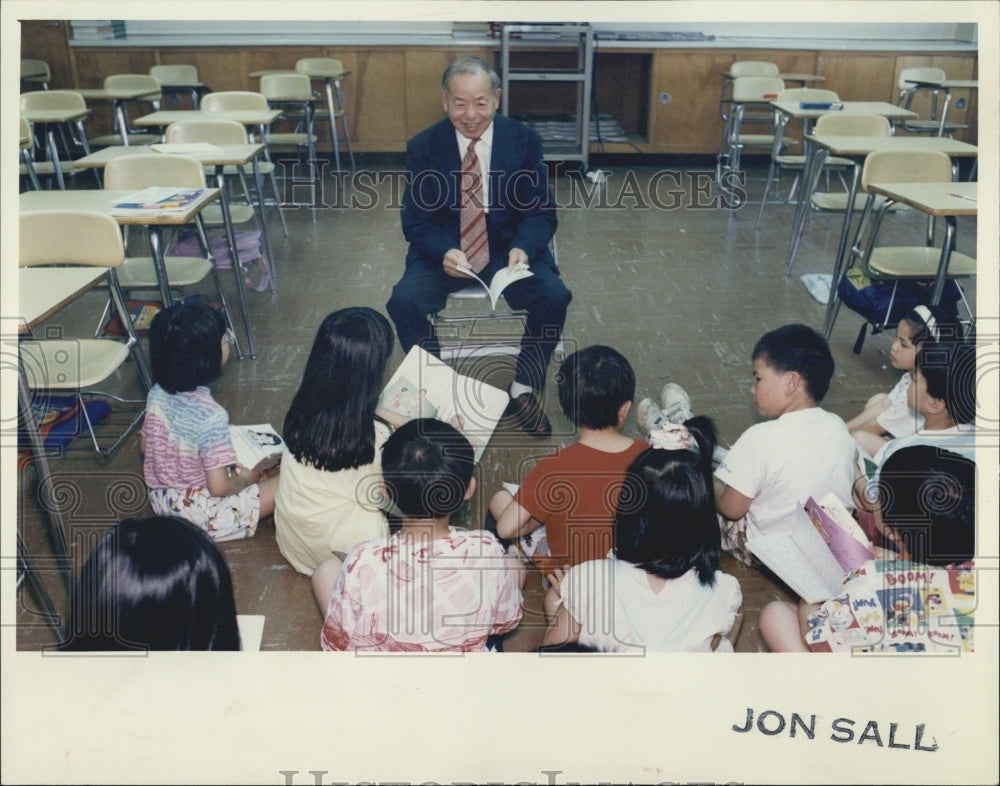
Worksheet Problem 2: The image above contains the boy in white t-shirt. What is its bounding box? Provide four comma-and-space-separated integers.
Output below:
713, 324, 856, 564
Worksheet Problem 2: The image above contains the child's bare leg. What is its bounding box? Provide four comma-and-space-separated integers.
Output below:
489, 489, 513, 520
851, 429, 890, 458
506, 554, 528, 590
759, 600, 811, 652
257, 476, 279, 518
543, 585, 562, 626
310, 555, 345, 615
845, 393, 892, 432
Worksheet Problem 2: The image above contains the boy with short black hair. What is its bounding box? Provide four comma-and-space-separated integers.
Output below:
317, 419, 522, 652
489, 345, 647, 571
713, 324, 856, 563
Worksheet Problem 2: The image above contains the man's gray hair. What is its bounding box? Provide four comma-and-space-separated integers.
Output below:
442, 56, 501, 92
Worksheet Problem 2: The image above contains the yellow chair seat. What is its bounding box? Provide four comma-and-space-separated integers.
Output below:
117, 256, 213, 288
868, 247, 976, 279
20, 339, 131, 390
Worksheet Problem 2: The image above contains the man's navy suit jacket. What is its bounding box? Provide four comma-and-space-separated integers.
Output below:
401, 114, 557, 270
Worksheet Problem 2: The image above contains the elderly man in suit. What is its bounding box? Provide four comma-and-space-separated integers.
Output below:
387, 56, 572, 438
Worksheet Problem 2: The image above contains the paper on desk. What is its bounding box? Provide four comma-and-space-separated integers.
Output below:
151, 142, 221, 155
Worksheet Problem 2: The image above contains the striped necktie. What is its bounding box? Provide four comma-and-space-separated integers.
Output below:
460, 137, 489, 273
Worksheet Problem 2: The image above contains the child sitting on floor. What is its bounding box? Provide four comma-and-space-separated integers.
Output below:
712, 324, 856, 564
855, 337, 976, 513
845, 305, 964, 458
488, 345, 647, 615
317, 419, 523, 652
544, 420, 743, 652
274, 307, 395, 577
760, 445, 976, 653
141, 302, 277, 541
60, 515, 242, 651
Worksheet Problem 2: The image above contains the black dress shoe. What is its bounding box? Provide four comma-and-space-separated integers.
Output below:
502, 392, 552, 438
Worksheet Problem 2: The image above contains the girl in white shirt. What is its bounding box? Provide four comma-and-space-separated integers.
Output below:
544, 418, 743, 653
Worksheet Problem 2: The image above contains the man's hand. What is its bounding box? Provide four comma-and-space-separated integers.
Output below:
443, 248, 471, 277
507, 247, 528, 268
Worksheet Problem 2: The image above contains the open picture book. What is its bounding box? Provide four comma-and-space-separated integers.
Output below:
229, 423, 284, 473
747, 493, 875, 604
375, 346, 509, 462
456, 262, 533, 310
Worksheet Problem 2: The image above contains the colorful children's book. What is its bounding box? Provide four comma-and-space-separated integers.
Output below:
455, 262, 533, 310
229, 423, 284, 473
747, 494, 874, 604
375, 346, 509, 462
805, 560, 976, 653
110, 186, 205, 215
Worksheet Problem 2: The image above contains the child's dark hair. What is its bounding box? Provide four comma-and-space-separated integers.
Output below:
613, 416, 720, 586
914, 338, 976, 424
557, 345, 635, 430
149, 302, 227, 394
283, 307, 394, 471
899, 305, 964, 346
380, 419, 475, 519
877, 446, 975, 566
60, 516, 241, 651
752, 323, 834, 402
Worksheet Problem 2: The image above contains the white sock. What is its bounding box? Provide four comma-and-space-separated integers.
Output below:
509, 381, 533, 399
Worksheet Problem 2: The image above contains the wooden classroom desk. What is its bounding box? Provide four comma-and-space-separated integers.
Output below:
76, 87, 162, 142
73, 142, 275, 358
20, 104, 94, 189
900, 77, 979, 136
783, 135, 979, 279
849, 180, 977, 318
250, 66, 354, 170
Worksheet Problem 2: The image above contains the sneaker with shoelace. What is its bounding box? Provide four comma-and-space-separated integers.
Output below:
660, 382, 694, 425
636, 397, 668, 435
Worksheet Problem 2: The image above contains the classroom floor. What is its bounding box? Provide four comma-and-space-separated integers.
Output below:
15, 154, 978, 652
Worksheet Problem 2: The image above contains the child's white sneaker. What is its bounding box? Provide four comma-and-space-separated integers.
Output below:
660, 382, 694, 424
636, 397, 668, 435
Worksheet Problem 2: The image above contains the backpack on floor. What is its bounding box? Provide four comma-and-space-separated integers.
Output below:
171, 230, 270, 292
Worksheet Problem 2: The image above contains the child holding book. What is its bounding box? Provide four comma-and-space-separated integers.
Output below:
846, 305, 964, 458
712, 324, 856, 564
760, 445, 976, 653
317, 420, 522, 652
141, 302, 277, 541
544, 420, 743, 652
488, 346, 647, 606
274, 308, 395, 576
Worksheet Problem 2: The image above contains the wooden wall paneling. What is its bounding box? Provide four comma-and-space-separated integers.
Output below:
20, 21, 75, 89
353, 49, 409, 151
649, 50, 731, 154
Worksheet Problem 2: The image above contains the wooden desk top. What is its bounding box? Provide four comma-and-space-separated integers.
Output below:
806, 135, 979, 157
771, 100, 917, 120
133, 109, 282, 128
75, 143, 265, 168
250, 68, 350, 79
903, 78, 979, 91
20, 188, 221, 226
76, 88, 162, 102
865, 181, 978, 216
18, 267, 109, 333
20, 107, 92, 123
